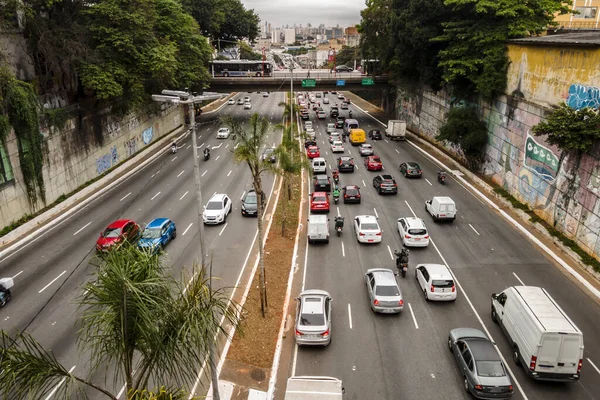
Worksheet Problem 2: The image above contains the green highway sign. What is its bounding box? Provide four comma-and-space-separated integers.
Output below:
302, 79, 317, 88
362, 78, 374, 86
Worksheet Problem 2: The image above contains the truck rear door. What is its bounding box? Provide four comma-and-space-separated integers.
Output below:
536, 334, 581, 374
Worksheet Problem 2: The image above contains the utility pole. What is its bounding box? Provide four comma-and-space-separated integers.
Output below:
289, 63, 294, 126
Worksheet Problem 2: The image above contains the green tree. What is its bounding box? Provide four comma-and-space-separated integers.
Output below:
358, 0, 394, 70
436, 106, 488, 169
181, 0, 259, 42
238, 41, 262, 60
0, 245, 239, 399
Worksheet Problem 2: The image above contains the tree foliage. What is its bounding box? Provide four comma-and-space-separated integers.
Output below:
436, 106, 489, 168
181, 0, 259, 42
238, 41, 262, 60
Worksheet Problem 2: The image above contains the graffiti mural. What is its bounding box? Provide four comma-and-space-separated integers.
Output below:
124, 138, 137, 157
142, 127, 153, 145
96, 146, 119, 175
567, 84, 600, 110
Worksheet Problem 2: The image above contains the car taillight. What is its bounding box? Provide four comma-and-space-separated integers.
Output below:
359, 232, 365, 236
430, 285, 435, 292
321, 329, 330, 337
393, 183, 397, 187
577, 359, 583, 373
373, 299, 379, 306
295, 329, 303, 336
344, 194, 348, 198
451, 284, 455, 292
508, 385, 513, 392
474, 385, 483, 391
529, 355, 537, 371
399, 299, 404, 306
425, 235, 429, 239
404, 234, 411, 239
380, 184, 384, 188
376, 232, 382, 236
356, 194, 361, 198
419, 170, 422, 173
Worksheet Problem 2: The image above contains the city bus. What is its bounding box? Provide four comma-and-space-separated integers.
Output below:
210, 60, 273, 77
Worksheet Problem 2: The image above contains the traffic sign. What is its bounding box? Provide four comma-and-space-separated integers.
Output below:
336, 80, 346, 87
302, 79, 316, 88
362, 78, 374, 86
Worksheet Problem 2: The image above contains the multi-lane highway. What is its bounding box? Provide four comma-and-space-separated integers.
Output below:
291, 92, 600, 400
0, 91, 287, 398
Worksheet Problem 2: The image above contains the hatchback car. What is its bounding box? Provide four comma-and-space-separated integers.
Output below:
310, 192, 330, 213
241, 190, 260, 217
368, 130, 383, 140
216, 127, 230, 139
372, 174, 398, 195
262, 92, 269, 97
138, 218, 176, 254
317, 111, 327, 119
96, 219, 140, 252
365, 156, 383, 171
340, 102, 348, 110
227, 99, 235, 105
400, 162, 422, 178
364, 269, 404, 313
244, 102, 252, 109
331, 141, 344, 153
326, 123, 336, 134
415, 263, 457, 301
301, 110, 310, 120
304, 139, 317, 148
354, 215, 382, 243
337, 156, 355, 172
337, 93, 345, 99
203, 193, 232, 225
244, 96, 251, 102
313, 175, 332, 192
330, 107, 339, 118
261, 148, 276, 163
448, 328, 514, 398
295, 290, 332, 346
329, 133, 341, 144
336, 117, 345, 128
397, 217, 429, 247
323, 97, 330, 104
343, 185, 361, 204
306, 146, 320, 159
304, 121, 313, 129
359, 144, 374, 156
237, 98, 244, 105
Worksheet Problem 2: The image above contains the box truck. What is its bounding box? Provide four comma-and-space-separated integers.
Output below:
284, 376, 344, 399
385, 120, 406, 140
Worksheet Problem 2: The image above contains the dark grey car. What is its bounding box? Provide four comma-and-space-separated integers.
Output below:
241, 190, 259, 217
448, 328, 514, 399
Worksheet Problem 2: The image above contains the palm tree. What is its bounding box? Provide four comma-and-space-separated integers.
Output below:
0, 245, 239, 399
222, 113, 279, 317
278, 100, 300, 132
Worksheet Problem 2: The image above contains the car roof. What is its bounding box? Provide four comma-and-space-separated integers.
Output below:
315, 174, 328, 179
357, 215, 378, 223
209, 193, 228, 202
108, 219, 133, 229
218, 127, 228, 130
312, 191, 327, 197
361, 144, 372, 147
146, 218, 169, 229
366, 268, 397, 285
419, 263, 453, 279
379, 174, 395, 180
465, 339, 501, 362
299, 289, 331, 298
340, 156, 352, 160
344, 185, 359, 189
400, 217, 426, 229
300, 296, 325, 315
406, 162, 420, 167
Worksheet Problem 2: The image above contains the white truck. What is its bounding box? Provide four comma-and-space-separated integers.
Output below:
491, 286, 584, 382
284, 376, 344, 399
0, 277, 14, 307
385, 120, 406, 140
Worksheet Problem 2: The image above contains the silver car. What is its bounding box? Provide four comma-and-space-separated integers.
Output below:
295, 290, 332, 346
364, 268, 403, 313
448, 328, 514, 398
359, 144, 374, 156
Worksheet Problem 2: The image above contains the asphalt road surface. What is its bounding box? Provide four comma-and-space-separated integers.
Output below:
0, 91, 286, 399
292, 92, 600, 400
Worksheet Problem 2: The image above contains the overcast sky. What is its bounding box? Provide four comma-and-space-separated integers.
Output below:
240, 0, 365, 28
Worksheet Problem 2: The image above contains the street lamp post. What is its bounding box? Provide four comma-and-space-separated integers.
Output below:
289, 64, 294, 125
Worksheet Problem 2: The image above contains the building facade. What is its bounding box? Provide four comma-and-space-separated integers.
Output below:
284, 28, 296, 44
554, 0, 600, 29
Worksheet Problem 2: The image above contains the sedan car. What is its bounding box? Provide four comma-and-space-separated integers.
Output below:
300, 110, 310, 120
364, 155, 383, 171
336, 117, 345, 128
313, 175, 332, 192
237, 98, 244, 105
364, 268, 404, 313
373, 174, 398, 195
415, 263, 457, 301
306, 146, 320, 159
138, 218, 176, 254
241, 189, 260, 217
336, 65, 353, 72
359, 144, 374, 156
448, 328, 514, 398
96, 219, 140, 252
203, 193, 232, 225
368, 130, 382, 140
343, 185, 361, 204
337, 156, 355, 172
330, 107, 339, 118
340, 102, 348, 110
295, 290, 332, 346
400, 162, 423, 178
331, 140, 344, 153
354, 215, 382, 243
244, 102, 252, 109
317, 111, 327, 119
216, 127, 230, 139
397, 217, 429, 247
304, 139, 317, 148
329, 133, 341, 144
310, 191, 330, 213
326, 123, 336, 134
323, 97, 330, 104
262, 92, 269, 97
227, 99, 235, 105
261, 148, 276, 163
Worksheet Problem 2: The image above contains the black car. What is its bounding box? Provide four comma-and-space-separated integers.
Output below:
336, 117, 345, 128
368, 130, 382, 140
301, 110, 310, 120
399, 162, 422, 178
330, 107, 339, 118
313, 174, 332, 192
304, 139, 317, 148
337, 157, 355, 173
373, 174, 398, 195
343, 185, 361, 204
335, 65, 353, 72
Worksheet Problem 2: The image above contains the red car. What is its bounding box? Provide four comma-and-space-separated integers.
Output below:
365, 156, 383, 171
310, 192, 330, 212
307, 146, 320, 159
96, 219, 140, 251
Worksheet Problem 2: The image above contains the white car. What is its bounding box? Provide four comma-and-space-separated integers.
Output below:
359, 144, 374, 156
317, 111, 327, 119
203, 194, 232, 225
354, 215, 382, 244
227, 99, 235, 105
262, 92, 269, 97
216, 127, 230, 139
306, 126, 315, 134
331, 140, 344, 153
244, 102, 252, 109
337, 93, 344, 99
397, 217, 429, 247
323, 97, 330, 104
415, 264, 457, 301
305, 121, 313, 129
326, 123, 336, 134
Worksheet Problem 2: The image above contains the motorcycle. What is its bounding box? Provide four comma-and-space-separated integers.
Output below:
335, 216, 345, 237
171, 143, 178, 154
333, 193, 340, 204
203, 150, 210, 161
349, 111, 353, 118
332, 170, 339, 184
394, 249, 409, 278
437, 171, 446, 184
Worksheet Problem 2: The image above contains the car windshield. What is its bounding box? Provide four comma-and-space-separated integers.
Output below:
300, 312, 325, 326
409, 164, 420, 169
206, 201, 223, 210
408, 228, 427, 235
314, 195, 327, 202
345, 188, 359, 195
103, 227, 122, 238
362, 145, 372, 149
432, 279, 454, 288
141, 228, 161, 239
476, 361, 506, 377
371, 157, 381, 162
361, 223, 379, 230
244, 193, 257, 204
376, 285, 400, 296
317, 178, 328, 184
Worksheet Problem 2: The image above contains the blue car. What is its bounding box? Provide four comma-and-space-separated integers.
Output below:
138, 218, 176, 254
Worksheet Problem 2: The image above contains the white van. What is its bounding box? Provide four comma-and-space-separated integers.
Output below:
491, 286, 584, 382
343, 118, 359, 136
425, 196, 456, 222
285, 376, 343, 399
307, 215, 329, 244
312, 157, 326, 174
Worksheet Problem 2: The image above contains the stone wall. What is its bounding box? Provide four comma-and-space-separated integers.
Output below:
396, 42, 600, 260
0, 105, 183, 229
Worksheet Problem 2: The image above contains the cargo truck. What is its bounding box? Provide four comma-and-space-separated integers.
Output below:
386, 120, 406, 140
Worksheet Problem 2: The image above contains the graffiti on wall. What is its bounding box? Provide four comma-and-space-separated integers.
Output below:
124, 137, 137, 157
567, 84, 600, 110
142, 127, 153, 145
96, 146, 119, 175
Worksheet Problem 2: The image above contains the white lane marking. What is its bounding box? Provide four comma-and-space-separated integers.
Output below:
171, 156, 177, 162
362, 180, 366, 187
177, 170, 185, 177
342, 241, 345, 257
219, 223, 228, 236
384, 139, 389, 143
348, 303, 353, 329
226, 144, 230, 149
348, 150, 352, 155
387, 245, 394, 260
199, 142, 205, 148
512, 272, 525, 286
73, 222, 91, 236
325, 151, 328, 156
425, 178, 432, 186
120, 192, 131, 201
468, 224, 480, 236
405, 200, 417, 217
355, 165, 358, 170
395, 149, 400, 154
587, 358, 600, 375
186, 144, 191, 149
38, 270, 67, 293
234, 143, 239, 149
179, 191, 188, 201
151, 191, 161, 200
212, 143, 223, 150
215, 155, 220, 161
240, 191, 246, 201
329, 164, 331, 170
227, 170, 232, 177
202, 170, 207, 177
408, 303, 419, 329
44, 365, 76, 400
12, 270, 23, 279
182, 223, 193, 236
198, 135, 203, 139
373, 208, 378, 218
337, 206, 340, 217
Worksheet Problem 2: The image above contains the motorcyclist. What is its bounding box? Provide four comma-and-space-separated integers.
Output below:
171, 141, 178, 153
335, 216, 344, 230
333, 185, 340, 202
332, 169, 339, 181
203, 147, 210, 158
395, 248, 409, 267
349, 110, 353, 118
